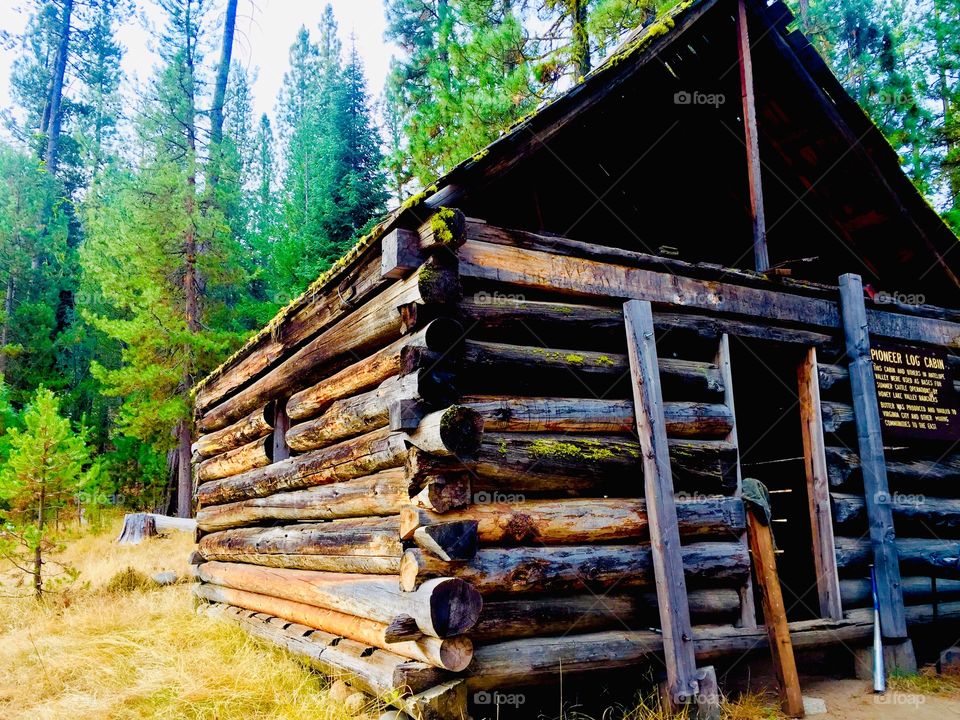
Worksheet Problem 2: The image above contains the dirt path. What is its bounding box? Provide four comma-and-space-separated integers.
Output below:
801, 678, 960, 720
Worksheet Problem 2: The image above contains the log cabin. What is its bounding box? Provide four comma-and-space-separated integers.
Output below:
189, 0, 960, 717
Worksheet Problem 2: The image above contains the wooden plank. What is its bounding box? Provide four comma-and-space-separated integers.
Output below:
745, 507, 805, 717
797, 347, 843, 620
624, 299, 699, 707
716, 333, 757, 629
838, 274, 909, 642
736, 0, 769, 272
458, 241, 960, 348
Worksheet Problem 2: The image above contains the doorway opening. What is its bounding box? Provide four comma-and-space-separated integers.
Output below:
729, 337, 820, 622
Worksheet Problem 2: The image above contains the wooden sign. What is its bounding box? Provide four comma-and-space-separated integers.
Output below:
870, 339, 960, 441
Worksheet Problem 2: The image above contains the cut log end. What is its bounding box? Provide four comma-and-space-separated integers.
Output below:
423, 577, 483, 637
413, 521, 479, 562
436, 634, 473, 673
438, 406, 484, 457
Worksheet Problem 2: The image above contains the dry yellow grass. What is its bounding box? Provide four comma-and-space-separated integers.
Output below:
0, 513, 787, 720
0, 513, 369, 720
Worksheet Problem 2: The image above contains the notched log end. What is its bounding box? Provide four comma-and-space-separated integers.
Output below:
438, 406, 484, 457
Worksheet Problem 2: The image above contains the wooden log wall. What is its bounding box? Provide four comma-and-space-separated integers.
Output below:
190, 213, 960, 717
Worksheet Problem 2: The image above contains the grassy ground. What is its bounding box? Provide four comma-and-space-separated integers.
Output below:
0, 514, 360, 720
10, 514, 953, 720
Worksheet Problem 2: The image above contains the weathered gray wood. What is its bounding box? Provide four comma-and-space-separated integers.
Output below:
798, 347, 843, 620
826, 445, 960, 492
462, 396, 733, 438
272, 398, 291, 462
458, 240, 960, 348
404, 406, 484, 458
471, 433, 738, 495
399, 542, 751, 595
196, 427, 407, 506
195, 583, 473, 670
471, 590, 741, 642
192, 403, 274, 459
201, 602, 448, 697
840, 576, 960, 608
623, 298, 698, 706
716, 333, 757, 629
460, 339, 724, 400
196, 469, 408, 532
736, 0, 769, 272
399, 496, 746, 545
413, 521, 479, 562
835, 537, 960, 579
285, 318, 463, 422
196, 561, 482, 638
199, 259, 460, 432
381, 228, 422, 279
832, 492, 960, 536
839, 273, 908, 643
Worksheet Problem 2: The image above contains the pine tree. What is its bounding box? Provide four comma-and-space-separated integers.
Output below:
0, 387, 91, 598
276, 6, 387, 292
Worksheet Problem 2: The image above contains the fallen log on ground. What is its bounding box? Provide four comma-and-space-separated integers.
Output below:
399, 542, 750, 594
196, 561, 482, 638
196, 469, 408, 532
194, 583, 472, 670
399, 496, 745, 545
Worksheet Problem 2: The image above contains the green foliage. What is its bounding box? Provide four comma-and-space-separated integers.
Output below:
0, 387, 92, 596
274, 8, 388, 294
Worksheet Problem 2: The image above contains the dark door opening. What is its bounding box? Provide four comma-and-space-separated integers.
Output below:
729, 337, 820, 622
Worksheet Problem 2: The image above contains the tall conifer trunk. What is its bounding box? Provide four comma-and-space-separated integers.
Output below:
45, 0, 74, 172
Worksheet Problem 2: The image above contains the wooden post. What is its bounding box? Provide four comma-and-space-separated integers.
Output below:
838, 274, 914, 669
735, 0, 769, 272
797, 347, 844, 620
716, 333, 757, 628
624, 300, 702, 712
745, 503, 805, 718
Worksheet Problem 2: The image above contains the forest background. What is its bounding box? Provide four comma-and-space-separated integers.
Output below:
0, 0, 956, 526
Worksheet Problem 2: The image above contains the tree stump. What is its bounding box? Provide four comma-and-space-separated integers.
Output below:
117, 513, 158, 545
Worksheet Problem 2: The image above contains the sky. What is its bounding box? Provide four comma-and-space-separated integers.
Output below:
0, 0, 397, 126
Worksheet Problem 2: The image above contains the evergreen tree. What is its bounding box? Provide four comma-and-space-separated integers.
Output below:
276, 7, 387, 292
0, 387, 91, 598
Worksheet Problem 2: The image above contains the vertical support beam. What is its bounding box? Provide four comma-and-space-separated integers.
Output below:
797, 347, 844, 620
838, 275, 911, 652
624, 300, 699, 709
273, 399, 291, 463
716, 333, 757, 628
746, 503, 805, 718
736, 0, 769, 272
